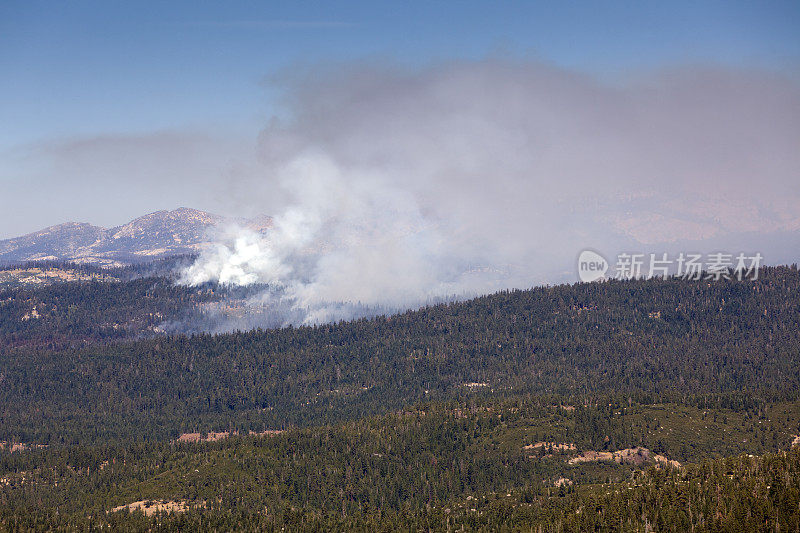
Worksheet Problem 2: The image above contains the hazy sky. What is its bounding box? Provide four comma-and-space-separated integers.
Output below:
1, 0, 799, 238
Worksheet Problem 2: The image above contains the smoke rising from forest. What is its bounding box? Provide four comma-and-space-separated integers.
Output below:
180, 59, 800, 326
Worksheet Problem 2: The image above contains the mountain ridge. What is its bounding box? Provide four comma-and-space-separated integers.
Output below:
0, 207, 271, 267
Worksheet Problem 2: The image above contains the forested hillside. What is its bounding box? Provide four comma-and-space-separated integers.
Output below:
1, 400, 799, 531
0, 259, 266, 348
1, 265, 799, 530
1, 266, 798, 444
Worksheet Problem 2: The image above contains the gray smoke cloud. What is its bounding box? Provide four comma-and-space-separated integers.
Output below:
181, 59, 800, 325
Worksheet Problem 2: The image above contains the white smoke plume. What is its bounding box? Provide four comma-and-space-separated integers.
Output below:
181, 151, 497, 324
181, 59, 800, 325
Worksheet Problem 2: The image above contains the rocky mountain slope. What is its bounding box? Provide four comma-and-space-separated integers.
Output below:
0, 208, 271, 267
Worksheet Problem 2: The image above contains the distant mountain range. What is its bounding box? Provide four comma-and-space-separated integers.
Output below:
0, 208, 272, 267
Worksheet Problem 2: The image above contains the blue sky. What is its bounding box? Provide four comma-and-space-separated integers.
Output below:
2, 0, 799, 149
0, 1, 799, 241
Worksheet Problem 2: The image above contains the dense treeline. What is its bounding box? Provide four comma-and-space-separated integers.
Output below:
0, 266, 798, 445
0, 258, 272, 347
0, 276, 220, 348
